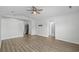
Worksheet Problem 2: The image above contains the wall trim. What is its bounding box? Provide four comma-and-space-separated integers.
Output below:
1, 35, 24, 40
56, 39, 79, 45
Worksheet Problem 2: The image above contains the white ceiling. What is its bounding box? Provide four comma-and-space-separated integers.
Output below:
0, 6, 79, 20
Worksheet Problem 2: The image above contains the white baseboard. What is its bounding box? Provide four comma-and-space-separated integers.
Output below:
56, 38, 79, 45
1, 35, 24, 40
36, 34, 48, 37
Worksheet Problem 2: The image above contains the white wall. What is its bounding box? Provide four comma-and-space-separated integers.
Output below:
32, 12, 79, 44
1, 18, 24, 40
34, 20, 49, 37
55, 12, 79, 44
31, 20, 36, 35
32, 18, 55, 37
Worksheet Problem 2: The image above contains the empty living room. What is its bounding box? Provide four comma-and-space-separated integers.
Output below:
0, 6, 79, 52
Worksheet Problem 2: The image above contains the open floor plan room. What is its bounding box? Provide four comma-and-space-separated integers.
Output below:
0, 6, 79, 52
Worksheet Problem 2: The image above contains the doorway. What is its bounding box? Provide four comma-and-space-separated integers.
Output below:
49, 22, 55, 38
24, 20, 32, 37
25, 24, 29, 35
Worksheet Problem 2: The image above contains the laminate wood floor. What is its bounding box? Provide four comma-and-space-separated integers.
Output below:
0, 35, 79, 52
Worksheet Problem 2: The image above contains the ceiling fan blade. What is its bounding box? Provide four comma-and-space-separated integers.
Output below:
32, 6, 37, 11
36, 11, 40, 14
38, 9, 43, 11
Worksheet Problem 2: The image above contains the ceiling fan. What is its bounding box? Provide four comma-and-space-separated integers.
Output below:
27, 6, 43, 15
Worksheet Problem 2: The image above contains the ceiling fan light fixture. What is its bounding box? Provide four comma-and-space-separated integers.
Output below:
32, 11, 37, 15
